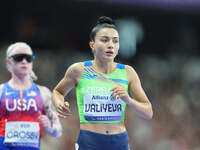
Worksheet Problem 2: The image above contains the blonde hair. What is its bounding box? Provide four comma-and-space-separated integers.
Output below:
6, 42, 38, 81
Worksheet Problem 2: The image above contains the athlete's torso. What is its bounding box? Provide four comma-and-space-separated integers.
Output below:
0, 82, 43, 137
76, 61, 129, 125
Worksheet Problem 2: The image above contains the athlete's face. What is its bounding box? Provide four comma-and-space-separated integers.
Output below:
90, 28, 119, 62
7, 46, 33, 77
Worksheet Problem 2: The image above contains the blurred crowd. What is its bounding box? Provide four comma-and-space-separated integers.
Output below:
0, 46, 199, 150
129, 53, 200, 150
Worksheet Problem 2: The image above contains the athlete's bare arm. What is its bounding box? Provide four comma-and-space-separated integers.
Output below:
38, 85, 62, 138
111, 65, 153, 119
52, 62, 83, 118
126, 65, 153, 119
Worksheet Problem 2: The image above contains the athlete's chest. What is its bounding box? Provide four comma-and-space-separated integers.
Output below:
1, 85, 43, 112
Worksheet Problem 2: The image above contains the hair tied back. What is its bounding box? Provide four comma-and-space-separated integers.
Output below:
97, 16, 115, 25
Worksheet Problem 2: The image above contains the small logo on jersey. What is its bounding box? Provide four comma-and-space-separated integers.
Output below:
5, 91, 15, 96
27, 91, 37, 97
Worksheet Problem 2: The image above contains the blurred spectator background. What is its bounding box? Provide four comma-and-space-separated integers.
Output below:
0, 0, 200, 150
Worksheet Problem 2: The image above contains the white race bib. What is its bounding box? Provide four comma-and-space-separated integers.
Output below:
4, 121, 40, 148
84, 94, 124, 121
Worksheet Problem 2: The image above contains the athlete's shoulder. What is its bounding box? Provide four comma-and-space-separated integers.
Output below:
36, 84, 51, 94
0, 83, 3, 91
124, 65, 140, 83
0, 83, 4, 89
115, 62, 136, 73
0, 83, 5, 98
115, 62, 126, 69
69, 62, 84, 70
125, 64, 135, 72
36, 84, 51, 103
65, 61, 85, 77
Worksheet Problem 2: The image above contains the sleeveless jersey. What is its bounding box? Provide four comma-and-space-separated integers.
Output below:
0, 82, 43, 137
76, 61, 128, 123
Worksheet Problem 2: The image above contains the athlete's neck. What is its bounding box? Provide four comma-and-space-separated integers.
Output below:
92, 59, 116, 74
9, 75, 32, 91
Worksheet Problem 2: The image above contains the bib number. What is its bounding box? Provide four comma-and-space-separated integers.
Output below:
84, 94, 124, 121
4, 121, 40, 148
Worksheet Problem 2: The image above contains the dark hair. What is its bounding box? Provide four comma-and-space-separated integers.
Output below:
90, 16, 117, 42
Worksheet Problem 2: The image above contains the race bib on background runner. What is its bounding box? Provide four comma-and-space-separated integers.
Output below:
84, 94, 124, 121
4, 121, 40, 148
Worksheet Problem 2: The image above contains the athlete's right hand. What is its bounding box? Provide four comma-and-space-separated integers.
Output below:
56, 101, 72, 118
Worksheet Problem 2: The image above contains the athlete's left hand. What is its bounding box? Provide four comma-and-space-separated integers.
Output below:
38, 114, 51, 129
111, 86, 131, 104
